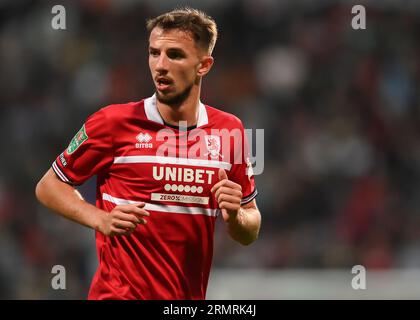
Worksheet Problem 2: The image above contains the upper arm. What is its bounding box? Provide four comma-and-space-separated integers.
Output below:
52, 109, 114, 186
37, 167, 73, 193
46, 167, 73, 185
35, 167, 75, 204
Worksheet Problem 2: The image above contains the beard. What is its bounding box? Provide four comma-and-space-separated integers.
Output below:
156, 84, 193, 107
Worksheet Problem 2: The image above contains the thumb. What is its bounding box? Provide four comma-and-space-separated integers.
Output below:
218, 168, 228, 181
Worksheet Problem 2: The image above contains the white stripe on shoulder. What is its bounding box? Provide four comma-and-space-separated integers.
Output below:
102, 193, 219, 217
113, 155, 232, 170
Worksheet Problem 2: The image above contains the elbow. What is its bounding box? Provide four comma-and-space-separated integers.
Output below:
238, 239, 253, 246
35, 168, 56, 205
35, 178, 45, 204
35, 174, 51, 206
232, 230, 259, 246
228, 208, 261, 246
238, 217, 261, 246
239, 234, 258, 246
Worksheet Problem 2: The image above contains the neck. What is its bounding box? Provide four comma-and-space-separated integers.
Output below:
156, 86, 201, 127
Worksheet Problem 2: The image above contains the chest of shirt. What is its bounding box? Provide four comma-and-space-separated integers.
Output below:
105, 126, 234, 207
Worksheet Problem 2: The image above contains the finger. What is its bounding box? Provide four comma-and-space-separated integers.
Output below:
116, 203, 146, 212
211, 179, 240, 193
221, 209, 231, 222
121, 230, 135, 236
217, 194, 241, 206
212, 180, 242, 197
110, 226, 134, 236
134, 202, 146, 208
120, 212, 149, 225
215, 187, 242, 202
118, 229, 134, 237
114, 210, 149, 225
130, 209, 151, 219
219, 201, 240, 211
211, 180, 226, 193
113, 211, 143, 224
116, 203, 144, 210
210, 179, 229, 192
119, 205, 150, 217
218, 168, 228, 181
113, 219, 137, 230
222, 180, 242, 191
136, 218, 148, 225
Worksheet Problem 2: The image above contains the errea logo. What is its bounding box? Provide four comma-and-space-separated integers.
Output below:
136, 132, 153, 149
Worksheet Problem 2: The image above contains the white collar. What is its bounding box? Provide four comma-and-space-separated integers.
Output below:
144, 93, 208, 127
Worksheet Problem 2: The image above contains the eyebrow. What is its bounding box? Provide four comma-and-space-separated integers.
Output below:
148, 46, 186, 53
167, 47, 186, 54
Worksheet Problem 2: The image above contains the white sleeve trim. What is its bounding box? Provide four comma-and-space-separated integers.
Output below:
241, 189, 258, 205
52, 161, 72, 184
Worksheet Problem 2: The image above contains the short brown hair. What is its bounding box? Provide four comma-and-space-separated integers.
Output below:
146, 7, 218, 55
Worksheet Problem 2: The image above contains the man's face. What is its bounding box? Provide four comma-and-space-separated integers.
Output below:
149, 27, 205, 105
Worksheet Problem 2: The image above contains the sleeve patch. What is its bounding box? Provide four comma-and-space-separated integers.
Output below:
67, 124, 88, 154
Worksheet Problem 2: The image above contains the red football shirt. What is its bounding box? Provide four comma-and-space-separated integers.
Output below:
52, 94, 257, 299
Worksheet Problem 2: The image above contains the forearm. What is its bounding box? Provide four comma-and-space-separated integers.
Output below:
226, 206, 261, 246
35, 168, 104, 231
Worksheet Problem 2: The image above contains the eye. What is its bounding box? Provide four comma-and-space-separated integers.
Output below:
167, 50, 185, 60
149, 49, 159, 57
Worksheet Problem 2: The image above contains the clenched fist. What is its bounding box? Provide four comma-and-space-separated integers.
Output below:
211, 168, 243, 222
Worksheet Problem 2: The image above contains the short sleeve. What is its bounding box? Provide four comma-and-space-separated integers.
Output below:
52, 109, 113, 185
228, 121, 258, 205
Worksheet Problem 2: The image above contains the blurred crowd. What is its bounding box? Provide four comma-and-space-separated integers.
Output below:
1, 0, 420, 298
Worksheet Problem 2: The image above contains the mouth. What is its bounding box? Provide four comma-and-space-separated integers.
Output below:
155, 76, 173, 92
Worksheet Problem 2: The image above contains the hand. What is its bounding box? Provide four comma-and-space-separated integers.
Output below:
211, 168, 243, 222
98, 203, 150, 236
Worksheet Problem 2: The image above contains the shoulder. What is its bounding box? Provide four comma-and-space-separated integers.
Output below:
84, 100, 145, 127
98, 100, 144, 120
204, 104, 244, 129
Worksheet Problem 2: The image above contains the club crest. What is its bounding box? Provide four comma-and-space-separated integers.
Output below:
204, 135, 223, 159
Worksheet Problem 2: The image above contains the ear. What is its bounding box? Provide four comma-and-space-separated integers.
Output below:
197, 56, 214, 77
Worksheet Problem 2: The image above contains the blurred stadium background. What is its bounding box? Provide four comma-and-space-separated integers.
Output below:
2, 0, 420, 299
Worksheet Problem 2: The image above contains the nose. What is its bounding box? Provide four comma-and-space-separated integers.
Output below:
155, 53, 168, 73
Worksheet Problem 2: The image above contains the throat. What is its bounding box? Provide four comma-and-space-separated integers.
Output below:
157, 100, 199, 128
163, 120, 197, 131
